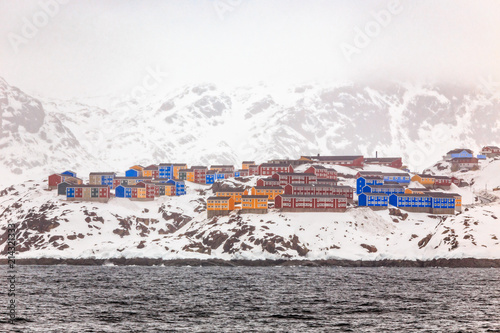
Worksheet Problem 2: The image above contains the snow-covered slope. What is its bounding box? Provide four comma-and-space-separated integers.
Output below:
1, 77, 499, 186
1, 162, 499, 261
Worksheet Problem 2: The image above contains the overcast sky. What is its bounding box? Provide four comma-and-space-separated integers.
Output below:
0, 0, 499, 99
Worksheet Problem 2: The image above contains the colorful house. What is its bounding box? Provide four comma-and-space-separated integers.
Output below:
242, 161, 255, 170
304, 165, 338, 180
271, 172, 317, 186
451, 157, 479, 171
427, 193, 456, 214
251, 186, 284, 201
89, 172, 116, 188
445, 149, 473, 160
235, 169, 249, 177
316, 178, 338, 186
162, 179, 185, 195
411, 174, 436, 188
66, 184, 110, 203
389, 193, 431, 212
125, 168, 141, 177
356, 171, 383, 179
480, 146, 500, 157
210, 165, 235, 173
113, 176, 154, 188
356, 176, 384, 194
362, 184, 405, 195
205, 170, 217, 184
275, 195, 347, 212
364, 157, 403, 169
300, 155, 364, 167
61, 170, 77, 177
48, 173, 83, 189
57, 180, 81, 195
257, 163, 294, 176
207, 196, 235, 218
248, 165, 259, 175
256, 178, 281, 187
241, 195, 268, 214
433, 176, 452, 188
192, 166, 208, 184
142, 165, 159, 178
358, 193, 388, 208
283, 184, 353, 200
215, 188, 248, 204
381, 173, 410, 184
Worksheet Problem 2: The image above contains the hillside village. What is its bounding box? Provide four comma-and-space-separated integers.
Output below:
47, 146, 500, 219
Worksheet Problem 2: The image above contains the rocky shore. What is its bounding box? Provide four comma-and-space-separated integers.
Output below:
3, 258, 500, 268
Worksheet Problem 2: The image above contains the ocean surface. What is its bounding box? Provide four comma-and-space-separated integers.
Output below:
1, 266, 499, 332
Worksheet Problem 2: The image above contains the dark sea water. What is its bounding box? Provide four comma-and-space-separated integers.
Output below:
1, 266, 500, 332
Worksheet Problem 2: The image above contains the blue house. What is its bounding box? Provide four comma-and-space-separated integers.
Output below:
61, 170, 77, 177
216, 173, 225, 181
125, 169, 141, 177
166, 180, 186, 195
358, 193, 388, 207
362, 184, 405, 195
115, 185, 133, 198
428, 193, 455, 209
447, 149, 473, 160
234, 170, 240, 177
382, 173, 410, 184
158, 163, 173, 179
389, 193, 431, 209
206, 171, 216, 184
356, 176, 384, 194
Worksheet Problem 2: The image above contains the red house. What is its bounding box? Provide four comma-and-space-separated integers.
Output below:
480, 146, 500, 157
364, 157, 403, 169
271, 173, 317, 186
48, 173, 82, 189
355, 171, 383, 179
433, 176, 452, 188
304, 165, 338, 180
192, 166, 208, 184
257, 163, 294, 176
275, 194, 347, 212
451, 157, 479, 171
248, 165, 259, 175
300, 155, 364, 167
256, 178, 281, 187
316, 178, 338, 186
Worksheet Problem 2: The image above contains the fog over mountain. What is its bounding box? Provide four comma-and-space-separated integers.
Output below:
0, 77, 498, 185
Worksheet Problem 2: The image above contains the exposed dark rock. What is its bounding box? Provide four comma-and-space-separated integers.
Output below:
418, 234, 433, 248
360, 244, 377, 253
203, 230, 229, 250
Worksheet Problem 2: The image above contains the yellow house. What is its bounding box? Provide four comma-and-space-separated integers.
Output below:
411, 174, 435, 186
405, 188, 426, 194
186, 170, 195, 182
216, 189, 248, 204
137, 187, 147, 199
251, 186, 283, 201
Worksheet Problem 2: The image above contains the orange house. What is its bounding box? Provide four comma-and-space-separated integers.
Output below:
216, 189, 248, 204
241, 195, 268, 211
242, 161, 255, 170
207, 196, 235, 217
405, 188, 427, 194
411, 174, 435, 187
173, 164, 187, 179
251, 186, 283, 201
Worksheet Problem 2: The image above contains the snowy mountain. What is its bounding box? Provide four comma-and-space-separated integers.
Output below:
1, 77, 499, 186
1, 161, 499, 261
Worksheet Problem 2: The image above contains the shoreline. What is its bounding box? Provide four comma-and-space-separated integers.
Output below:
3, 258, 500, 267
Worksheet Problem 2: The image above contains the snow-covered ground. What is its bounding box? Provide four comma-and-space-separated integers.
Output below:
1, 159, 499, 261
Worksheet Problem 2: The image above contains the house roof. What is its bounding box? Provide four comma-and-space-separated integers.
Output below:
242, 195, 269, 199
278, 194, 348, 199
115, 184, 145, 188
115, 176, 153, 180
358, 171, 383, 175
365, 157, 402, 163
216, 188, 247, 193
192, 166, 208, 169
275, 172, 316, 176
253, 186, 283, 190
242, 161, 255, 163
259, 163, 292, 168
316, 178, 337, 182
301, 155, 363, 161
447, 148, 473, 154
210, 165, 234, 168
390, 193, 430, 198
144, 165, 159, 170
207, 196, 232, 201
358, 193, 388, 197
89, 172, 116, 175
426, 192, 460, 198
382, 173, 409, 177
68, 184, 109, 188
